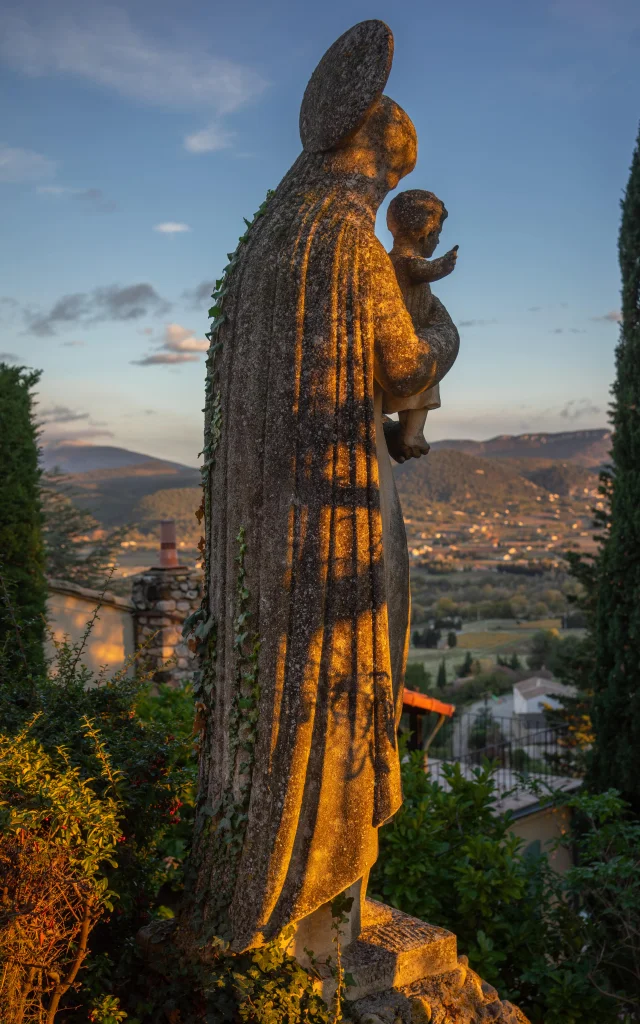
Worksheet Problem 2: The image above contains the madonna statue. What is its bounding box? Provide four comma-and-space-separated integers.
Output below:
185, 20, 460, 954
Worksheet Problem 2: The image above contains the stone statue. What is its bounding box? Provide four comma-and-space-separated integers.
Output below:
135, 20, 533, 1023
383, 189, 459, 462
183, 19, 461, 956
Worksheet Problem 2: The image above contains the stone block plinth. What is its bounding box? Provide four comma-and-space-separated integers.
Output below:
341, 900, 457, 1002
313, 898, 457, 1005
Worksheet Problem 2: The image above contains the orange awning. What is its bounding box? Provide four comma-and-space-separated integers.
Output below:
402, 688, 455, 717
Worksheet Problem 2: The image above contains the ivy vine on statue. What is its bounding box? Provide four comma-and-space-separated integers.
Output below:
141, 21, 531, 1023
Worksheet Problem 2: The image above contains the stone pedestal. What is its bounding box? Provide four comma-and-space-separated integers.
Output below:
131, 565, 203, 686
303, 898, 456, 1005
295, 899, 530, 1023
342, 900, 458, 1002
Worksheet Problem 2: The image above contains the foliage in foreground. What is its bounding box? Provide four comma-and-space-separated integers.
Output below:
2, 611, 639, 1021
0, 630, 197, 1021
369, 751, 640, 1024
0, 363, 47, 677
0, 720, 121, 1022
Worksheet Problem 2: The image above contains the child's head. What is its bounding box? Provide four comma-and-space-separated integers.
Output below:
387, 189, 447, 256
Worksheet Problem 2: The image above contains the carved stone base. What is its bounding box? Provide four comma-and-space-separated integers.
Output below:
337, 899, 458, 1002
347, 951, 531, 1024
334, 902, 531, 1024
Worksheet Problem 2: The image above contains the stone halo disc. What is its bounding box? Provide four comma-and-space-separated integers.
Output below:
299, 20, 394, 153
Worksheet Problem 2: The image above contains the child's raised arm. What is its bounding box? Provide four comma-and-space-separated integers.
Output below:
406, 245, 459, 283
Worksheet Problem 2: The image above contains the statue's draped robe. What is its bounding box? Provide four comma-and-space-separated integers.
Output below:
193, 155, 459, 952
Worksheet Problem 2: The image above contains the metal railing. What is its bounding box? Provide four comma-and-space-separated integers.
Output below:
424, 709, 582, 793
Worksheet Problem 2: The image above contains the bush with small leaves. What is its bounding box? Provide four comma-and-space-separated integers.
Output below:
0, 719, 122, 1022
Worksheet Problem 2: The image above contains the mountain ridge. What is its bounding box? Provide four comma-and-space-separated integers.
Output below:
430, 428, 610, 466
41, 428, 611, 477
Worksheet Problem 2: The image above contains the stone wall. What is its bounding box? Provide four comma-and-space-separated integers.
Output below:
130, 566, 203, 685
46, 577, 136, 678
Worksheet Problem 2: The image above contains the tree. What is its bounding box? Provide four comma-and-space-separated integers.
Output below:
588, 125, 640, 811
404, 661, 433, 693
0, 364, 46, 676
447, 630, 457, 648
457, 650, 474, 678
42, 472, 129, 588
412, 626, 441, 649
437, 658, 447, 689
508, 652, 521, 671
527, 629, 559, 671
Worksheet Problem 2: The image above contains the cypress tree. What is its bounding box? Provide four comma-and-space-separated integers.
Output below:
437, 658, 447, 689
588, 126, 640, 809
0, 364, 47, 676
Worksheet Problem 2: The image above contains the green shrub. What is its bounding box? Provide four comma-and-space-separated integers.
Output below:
0, 364, 47, 677
369, 750, 639, 1023
0, 631, 197, 1019
404, 662, 433, 693
0, 719, 122, 1021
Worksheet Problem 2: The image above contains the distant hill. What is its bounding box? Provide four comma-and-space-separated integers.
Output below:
42, 445, 200, 528
134, 487, 202, 542
394, 449, 543, 513
40, 432, 605, 535
515, 461, 599, 497
431, 429, 611, 467
41, 442, 195, 475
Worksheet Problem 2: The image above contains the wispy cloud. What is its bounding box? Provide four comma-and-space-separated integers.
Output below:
48, 427, 115, 441
0, 297, 20, 323
0, 143, 56, 183
161, 323, 208, 353
184, 123, 235, 154
527, 306, 542, 312
39, 405, 90, 425
457, 319, 499, 328
37, 184, 116, 211
154, 222, 190, 235
60, 339, 86, 347
38, 405, 114, 442
560, 398, 601, 420
591, 309, 622, 323
0, 7, 267, 134
132, 322, 208, 366
0, 351, 19, 362
182, 280, 214, 309
132, 352, 199, 366
25, 283, 171, 336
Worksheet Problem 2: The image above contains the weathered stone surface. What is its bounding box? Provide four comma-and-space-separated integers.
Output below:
339, 900, 457, 1001
300, 20, 393, 152
349, 955, 532, 1024
131, 566, 203, 685
383, 189, 458, 462
189, 16, 460, 956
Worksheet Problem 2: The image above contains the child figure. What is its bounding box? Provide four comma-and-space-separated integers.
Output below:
384, 189, 459, 459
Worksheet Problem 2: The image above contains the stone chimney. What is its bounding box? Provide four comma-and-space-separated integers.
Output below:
131, 520, 203, 686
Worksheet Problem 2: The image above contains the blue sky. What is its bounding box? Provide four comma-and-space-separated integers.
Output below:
1, 0, 638, 466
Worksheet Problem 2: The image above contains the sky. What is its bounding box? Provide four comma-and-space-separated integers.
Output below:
1, 0, 638, 467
